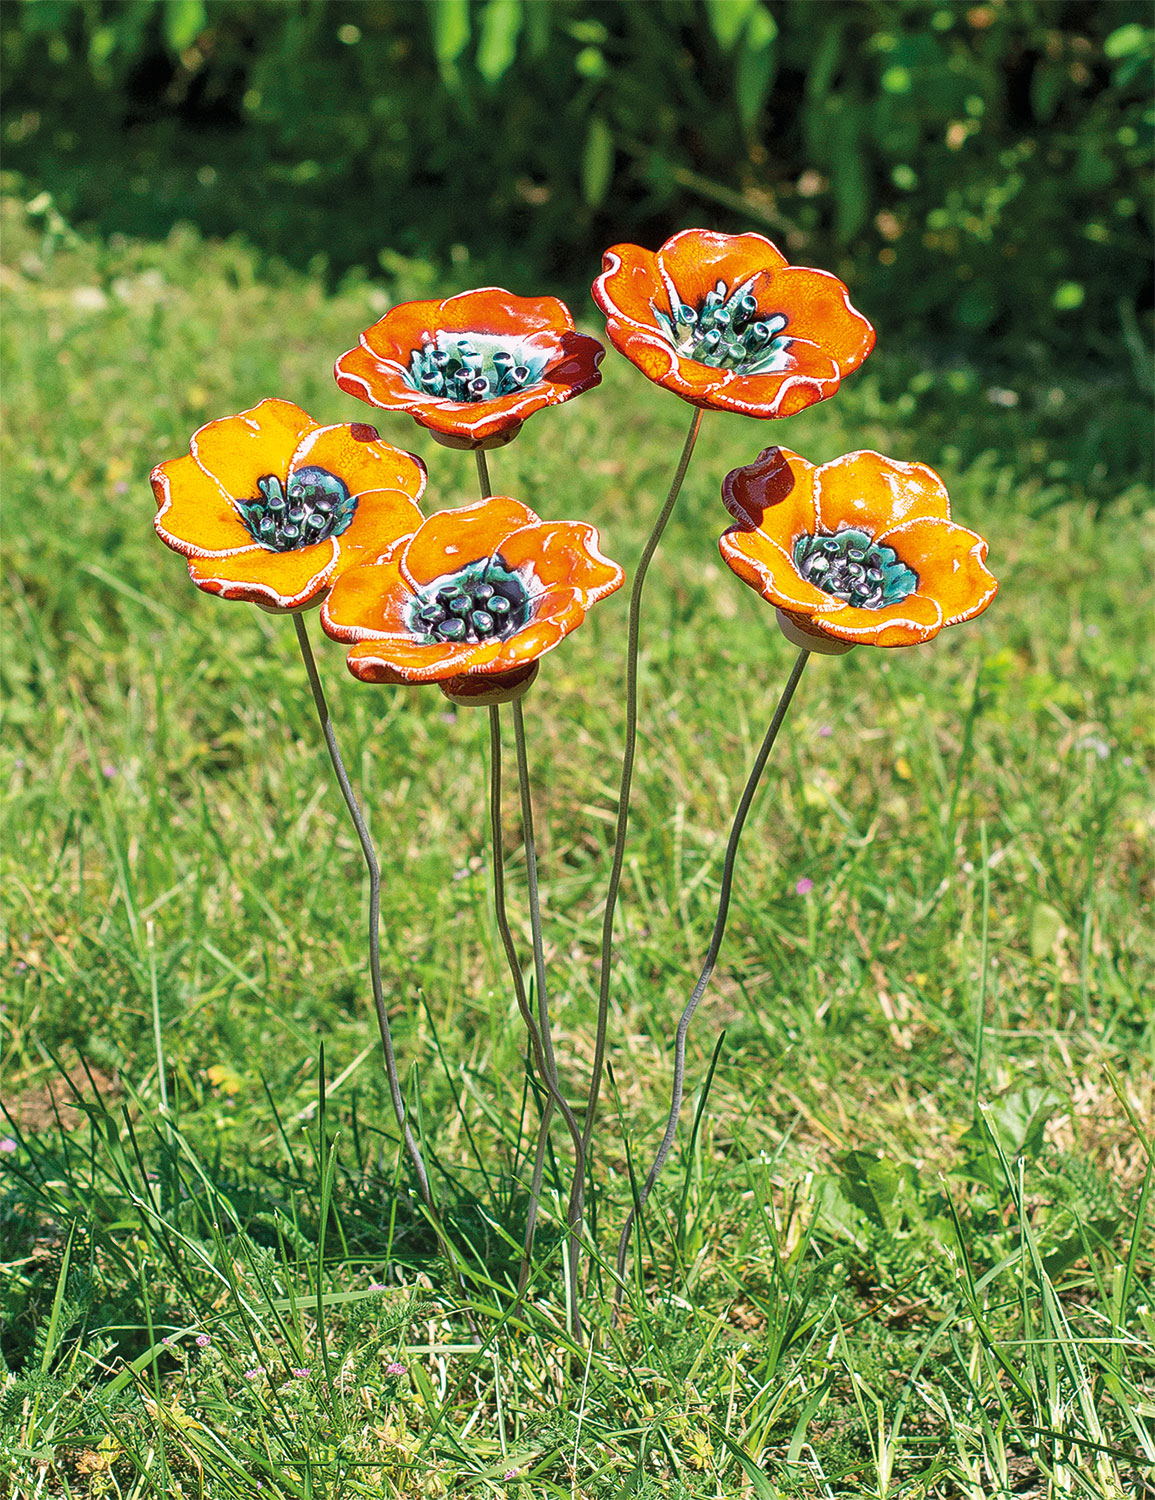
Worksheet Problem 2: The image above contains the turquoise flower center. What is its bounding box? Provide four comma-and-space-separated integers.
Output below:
652, 276, 792, 373
407, 556, 531, 644
236, 468, 356, 552
404, 332, 551, 402
794, 528, 918, 610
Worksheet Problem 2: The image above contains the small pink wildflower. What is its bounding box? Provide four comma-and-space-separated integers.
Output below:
290, 1367, 311, 1379
368, 1282, 386, 1291
195, 1333, 211, 1348
504, 1470, 519, 1480
384, 1362, 407, 1377
0, 1138, 17, 1153
244, 1366, 266, 1379
795, 877, 814, 896
818, 724, 833, 738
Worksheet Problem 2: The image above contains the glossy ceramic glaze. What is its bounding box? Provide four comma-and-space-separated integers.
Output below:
592, 228, 875, 419
334, 289, 605, 449
719, 447, 998, 647
151, 398, 427, 611
320, 495, 624, 695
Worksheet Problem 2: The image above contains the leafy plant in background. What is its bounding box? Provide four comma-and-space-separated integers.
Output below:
1, 0, 1151, 383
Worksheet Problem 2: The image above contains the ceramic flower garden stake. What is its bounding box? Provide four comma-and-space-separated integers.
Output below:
592, 228, 875, 419
323, 494, 623, 1339
614, 445, 997, 1303
583, 229, 879, 1202
152, 398, 426, 610
321, 495, 623, 703
150, 398, 445, 1226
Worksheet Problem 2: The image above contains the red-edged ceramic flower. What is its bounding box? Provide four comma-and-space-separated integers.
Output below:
151, 399, 427, 612
719, 447, 997, 649
320, 496, 623, 702
333, 290, 605, 451
592, 229, 875, 418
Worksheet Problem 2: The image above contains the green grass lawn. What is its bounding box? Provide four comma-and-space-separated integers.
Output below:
1, 198, 1152, 1498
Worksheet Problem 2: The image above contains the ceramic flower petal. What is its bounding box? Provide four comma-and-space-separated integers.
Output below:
334, 288, 605, 450
593, 229, 874, 418
151, 400, 426, 612
719, 448, 997, 648
322, 496, 623, 696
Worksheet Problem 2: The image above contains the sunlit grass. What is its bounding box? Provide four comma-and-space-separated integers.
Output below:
1, 197, 1152, 1497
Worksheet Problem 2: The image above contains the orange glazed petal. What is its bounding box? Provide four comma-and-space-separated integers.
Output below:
594, 244, 667, 329
787, 590, 944, 648
437, 287, 577, 336
321, 555, 413, 640
722, 447, 819, 535
334, 342, 409, 403
765, 266, 876, 375
358, 298, 445, 360
719, 527, 838, 614
331, 489, 422, 572
656, 229, 788, 314
500, 521, 624, 598
399, 497, 539, 589
701, 359, 840, 419
877, 516, 998, 625
190, 398, 316, 498
345, 636, 476, 685
289, 423, 427, 509
814, 451, 952, 535
187, 537, 339, 610
489, 588, 584, 665
152, 454, 254, 557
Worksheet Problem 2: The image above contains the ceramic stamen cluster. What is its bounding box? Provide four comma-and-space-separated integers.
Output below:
150, 226, 997, 1340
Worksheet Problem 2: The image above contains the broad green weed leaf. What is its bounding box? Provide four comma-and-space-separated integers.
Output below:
430, 0, 470, 68
836, 1150, 903, 1235
1030, 900, 1064, 959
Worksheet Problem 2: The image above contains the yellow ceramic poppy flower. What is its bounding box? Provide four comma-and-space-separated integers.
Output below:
720, 447, 997, 648
151, 398, 426, 611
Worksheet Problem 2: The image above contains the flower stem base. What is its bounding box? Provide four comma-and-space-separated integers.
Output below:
775, 608, 856, 656
429, 423, 523, 452
439, 661, 538, 707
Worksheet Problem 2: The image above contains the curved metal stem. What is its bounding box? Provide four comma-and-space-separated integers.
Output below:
614, 648, 810, 1303
511, 698, 586, 1337
487, 706, 584, 1338
292, 614, 435, 1215
475, 448, 492, 499
583, 406, 705, 1163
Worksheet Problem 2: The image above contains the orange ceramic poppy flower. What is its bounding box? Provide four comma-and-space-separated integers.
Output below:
321, 496, 623, 701
719, 447, 997, 648
333, 289, 605, 450
151, 399, 427, 612
592, 229, 875, 418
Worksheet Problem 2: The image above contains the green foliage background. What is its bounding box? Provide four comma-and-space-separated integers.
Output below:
3, 0, 1152, 377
